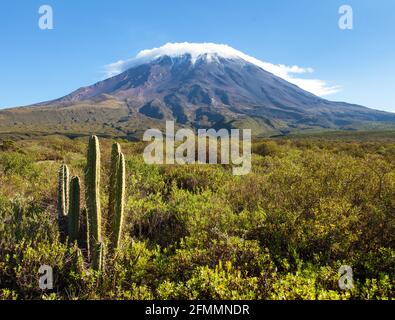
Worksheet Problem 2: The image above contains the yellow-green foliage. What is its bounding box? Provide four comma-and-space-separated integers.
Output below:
0, 135, 394, 300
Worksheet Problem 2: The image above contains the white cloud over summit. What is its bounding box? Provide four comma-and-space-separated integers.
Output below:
104, 42, 341, 97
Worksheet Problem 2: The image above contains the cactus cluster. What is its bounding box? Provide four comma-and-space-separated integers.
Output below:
56, 136, 126, 271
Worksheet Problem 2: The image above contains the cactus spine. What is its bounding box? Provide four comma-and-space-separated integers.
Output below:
109, 143, 125, 252
68, 176, 81, 242
57, 164, 70, 219
97, 242, 105, 272
85, 135, 103, 270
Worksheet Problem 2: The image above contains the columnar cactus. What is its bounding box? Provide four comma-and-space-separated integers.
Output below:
108, 143, 126, 252
108, 143, 121, 226
68, 176, 81, 242
85, 135, 103, 270
57, 164, 70, 219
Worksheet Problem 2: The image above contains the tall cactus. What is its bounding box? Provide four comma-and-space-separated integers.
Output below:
68, 176, 81, 242
57, 164, 70, 219
108, 143, 126, 252
57, 164, 70, 240
85, 135, 103, 270
108, 143, 121, 226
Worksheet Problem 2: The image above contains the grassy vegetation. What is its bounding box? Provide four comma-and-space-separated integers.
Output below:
0, 133, 394, 300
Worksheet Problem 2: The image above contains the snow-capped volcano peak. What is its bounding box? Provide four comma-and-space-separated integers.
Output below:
105, 42, 340, 97
106, 43, 257, 76
136, 42, 254, 64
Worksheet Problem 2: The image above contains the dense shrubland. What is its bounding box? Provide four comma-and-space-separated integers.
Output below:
0, 135, 394, 300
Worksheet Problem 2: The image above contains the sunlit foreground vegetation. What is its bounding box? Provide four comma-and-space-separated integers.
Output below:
0, 133, 394, 300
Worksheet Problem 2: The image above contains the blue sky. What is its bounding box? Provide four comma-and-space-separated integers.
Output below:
1, 0, 394, 112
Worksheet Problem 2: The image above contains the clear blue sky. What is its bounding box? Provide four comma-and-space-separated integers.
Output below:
1, 0, 394, 112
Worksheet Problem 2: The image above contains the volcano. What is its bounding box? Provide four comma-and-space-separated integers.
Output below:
1, 43, 394, 138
